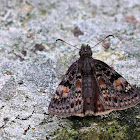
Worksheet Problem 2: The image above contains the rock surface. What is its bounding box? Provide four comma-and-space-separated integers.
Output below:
0, 0, 140, 139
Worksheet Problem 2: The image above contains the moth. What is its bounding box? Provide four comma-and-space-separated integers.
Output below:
48, 43, 140, 116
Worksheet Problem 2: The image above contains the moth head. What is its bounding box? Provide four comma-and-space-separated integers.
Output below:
79, 44, 92, 57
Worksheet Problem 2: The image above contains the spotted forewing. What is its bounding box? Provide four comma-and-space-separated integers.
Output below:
48, 44, 140, 116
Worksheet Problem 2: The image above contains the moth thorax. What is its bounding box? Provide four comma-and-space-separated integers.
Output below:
82, 58, 92, 75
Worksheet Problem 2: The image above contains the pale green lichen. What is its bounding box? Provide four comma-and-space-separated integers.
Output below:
48, 105, 140, 140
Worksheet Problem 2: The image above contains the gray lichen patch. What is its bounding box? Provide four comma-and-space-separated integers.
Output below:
0, 77, 17, 101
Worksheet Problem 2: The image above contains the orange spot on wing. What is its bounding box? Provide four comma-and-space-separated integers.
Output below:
63, 86, 69, 93
113, 77, 126, 91
96, 99, 105, 111
98, 77, 106, 88
57, 85, 69, 98
62, 87, 69, 98
97, 100, 101, 106
76, 79, 81, 90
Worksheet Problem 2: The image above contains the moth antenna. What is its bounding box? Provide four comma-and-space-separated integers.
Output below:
92, 34, 115, 48
56, 39, 79, 49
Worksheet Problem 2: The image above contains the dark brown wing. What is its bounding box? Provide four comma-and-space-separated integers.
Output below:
94, 59, 140, 110
48, 60, 84, 116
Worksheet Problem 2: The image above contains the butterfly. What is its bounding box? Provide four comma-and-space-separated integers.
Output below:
48, 44, 140, 116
